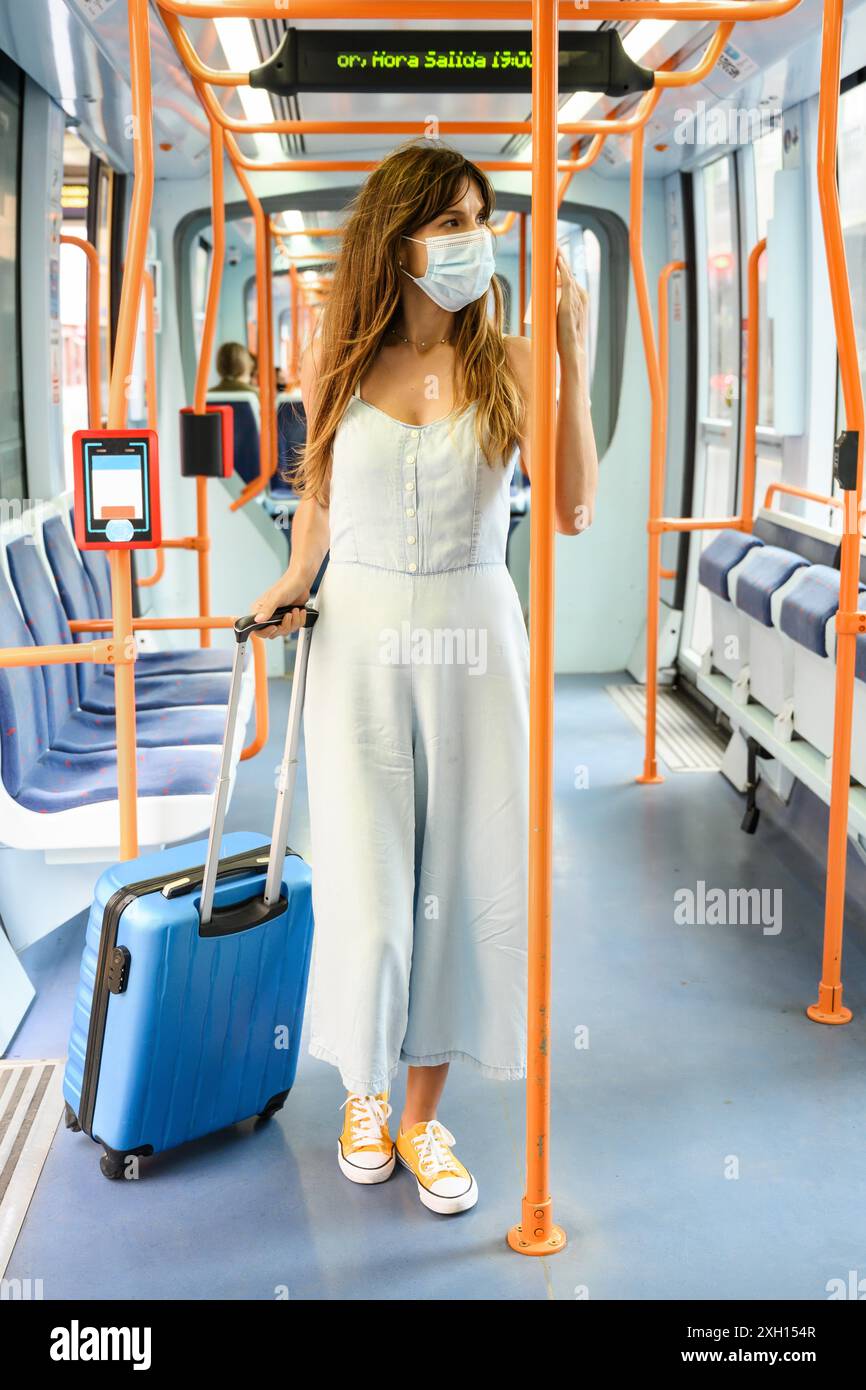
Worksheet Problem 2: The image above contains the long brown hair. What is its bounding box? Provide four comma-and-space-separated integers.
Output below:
290, 139, 524, 502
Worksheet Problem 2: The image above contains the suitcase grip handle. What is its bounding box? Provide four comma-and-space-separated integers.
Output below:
163, 846, 299, 901
234, 602, 318, 642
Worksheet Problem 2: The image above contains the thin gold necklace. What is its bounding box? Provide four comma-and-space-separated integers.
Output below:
386, 327, 452, 350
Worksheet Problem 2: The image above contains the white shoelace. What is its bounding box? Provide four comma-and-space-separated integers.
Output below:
340, 1093, 392, 1148
411, 1120, 458, 1177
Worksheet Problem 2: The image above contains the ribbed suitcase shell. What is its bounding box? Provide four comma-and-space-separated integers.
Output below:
63, 830, 313, 1159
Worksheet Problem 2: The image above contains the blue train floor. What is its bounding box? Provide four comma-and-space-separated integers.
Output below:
7, 673, 866, 1300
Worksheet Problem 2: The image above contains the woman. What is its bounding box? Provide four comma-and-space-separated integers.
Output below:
212, 341, 257, 394
251, 140, 597, 1216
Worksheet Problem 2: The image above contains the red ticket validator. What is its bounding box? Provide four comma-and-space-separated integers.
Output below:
72, 430, 162, 550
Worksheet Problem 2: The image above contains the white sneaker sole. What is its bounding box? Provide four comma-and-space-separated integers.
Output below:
396, 1152, 479, 1214
337, 1141, 396, 1185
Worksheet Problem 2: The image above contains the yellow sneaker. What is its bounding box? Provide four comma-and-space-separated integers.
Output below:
396, 1120, 478, 1214
337, 1093, 396, 1185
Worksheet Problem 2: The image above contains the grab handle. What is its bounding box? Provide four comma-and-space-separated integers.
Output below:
234, 602, 318, 642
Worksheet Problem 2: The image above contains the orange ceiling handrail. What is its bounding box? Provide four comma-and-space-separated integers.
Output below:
60, 236, 101, 430
270, 224, 342, 238
807, 0, 866, 1027
155, 0, 801, 21
739, 237, 766, 528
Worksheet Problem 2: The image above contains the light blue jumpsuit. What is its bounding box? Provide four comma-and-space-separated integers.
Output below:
304, 379, 529, 1095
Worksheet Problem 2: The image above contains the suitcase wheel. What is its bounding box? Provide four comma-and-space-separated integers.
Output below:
64, 1102, 82, 1133
100, 1147, 128, 1180
259, 1089, 290, 1120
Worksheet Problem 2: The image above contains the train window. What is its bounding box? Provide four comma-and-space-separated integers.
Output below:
682, 155, 743, 667
753, 125, 782, 428
245, 274, 257, 357
191, 236, 211, 357
562, 224, 601, 388
703, 157, 740, 422
750, 124, 784, 520
59, 131, 93, 485
0, 52, 24, 501
87, 160, 114, 427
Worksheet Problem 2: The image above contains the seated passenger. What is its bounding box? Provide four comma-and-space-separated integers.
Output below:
212, 342, 258, 395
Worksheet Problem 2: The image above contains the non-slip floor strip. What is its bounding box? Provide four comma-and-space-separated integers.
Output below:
605, 683, 727, 772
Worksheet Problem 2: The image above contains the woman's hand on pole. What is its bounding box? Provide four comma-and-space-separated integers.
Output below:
555, 248, 589, 370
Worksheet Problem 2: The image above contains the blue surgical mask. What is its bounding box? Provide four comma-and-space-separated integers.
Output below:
400, 227, 496, 312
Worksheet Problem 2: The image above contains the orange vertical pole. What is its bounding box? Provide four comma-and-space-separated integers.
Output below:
632, 124, 666, 786
807, 0, 865, 1025
192, 118, 226, 648
519, 212, 527, 335
508, 0, 564, 1257
739, 238, 766, 530
106, 0, 155, 860
61, 236, 101, 428
263, 217, 276, 477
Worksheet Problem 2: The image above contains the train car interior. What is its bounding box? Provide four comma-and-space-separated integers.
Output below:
1, 0, 866, 1324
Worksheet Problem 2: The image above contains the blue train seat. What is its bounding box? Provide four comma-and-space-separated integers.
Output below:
68, 509, 232, 677
5, 541, 227, 753
732, 545, 809, 715
698, 531, 764, 680
779, 566, 866, 759
207, 393, 261, 486
0, 573, 220, 848
41, 515, 234, 712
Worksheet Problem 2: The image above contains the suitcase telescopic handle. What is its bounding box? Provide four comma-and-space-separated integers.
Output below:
199, 601, 318, 927
234, 603, 319, 642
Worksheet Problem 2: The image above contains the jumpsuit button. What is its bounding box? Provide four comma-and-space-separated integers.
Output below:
406, 508, 415, 518
408, 562, 417, 573
405, 480, 415, 491
407, 535, 416, 545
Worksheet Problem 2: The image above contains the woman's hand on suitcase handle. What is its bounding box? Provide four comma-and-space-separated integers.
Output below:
246, 577, 312, 640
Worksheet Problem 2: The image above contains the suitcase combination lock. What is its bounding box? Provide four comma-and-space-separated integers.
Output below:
107, 945, 131, 995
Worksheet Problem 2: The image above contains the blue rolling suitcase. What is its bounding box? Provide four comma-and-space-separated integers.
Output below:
63, 605, 317, 1178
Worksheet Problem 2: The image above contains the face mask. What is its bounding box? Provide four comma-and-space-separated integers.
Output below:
400, 227, 495, 312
